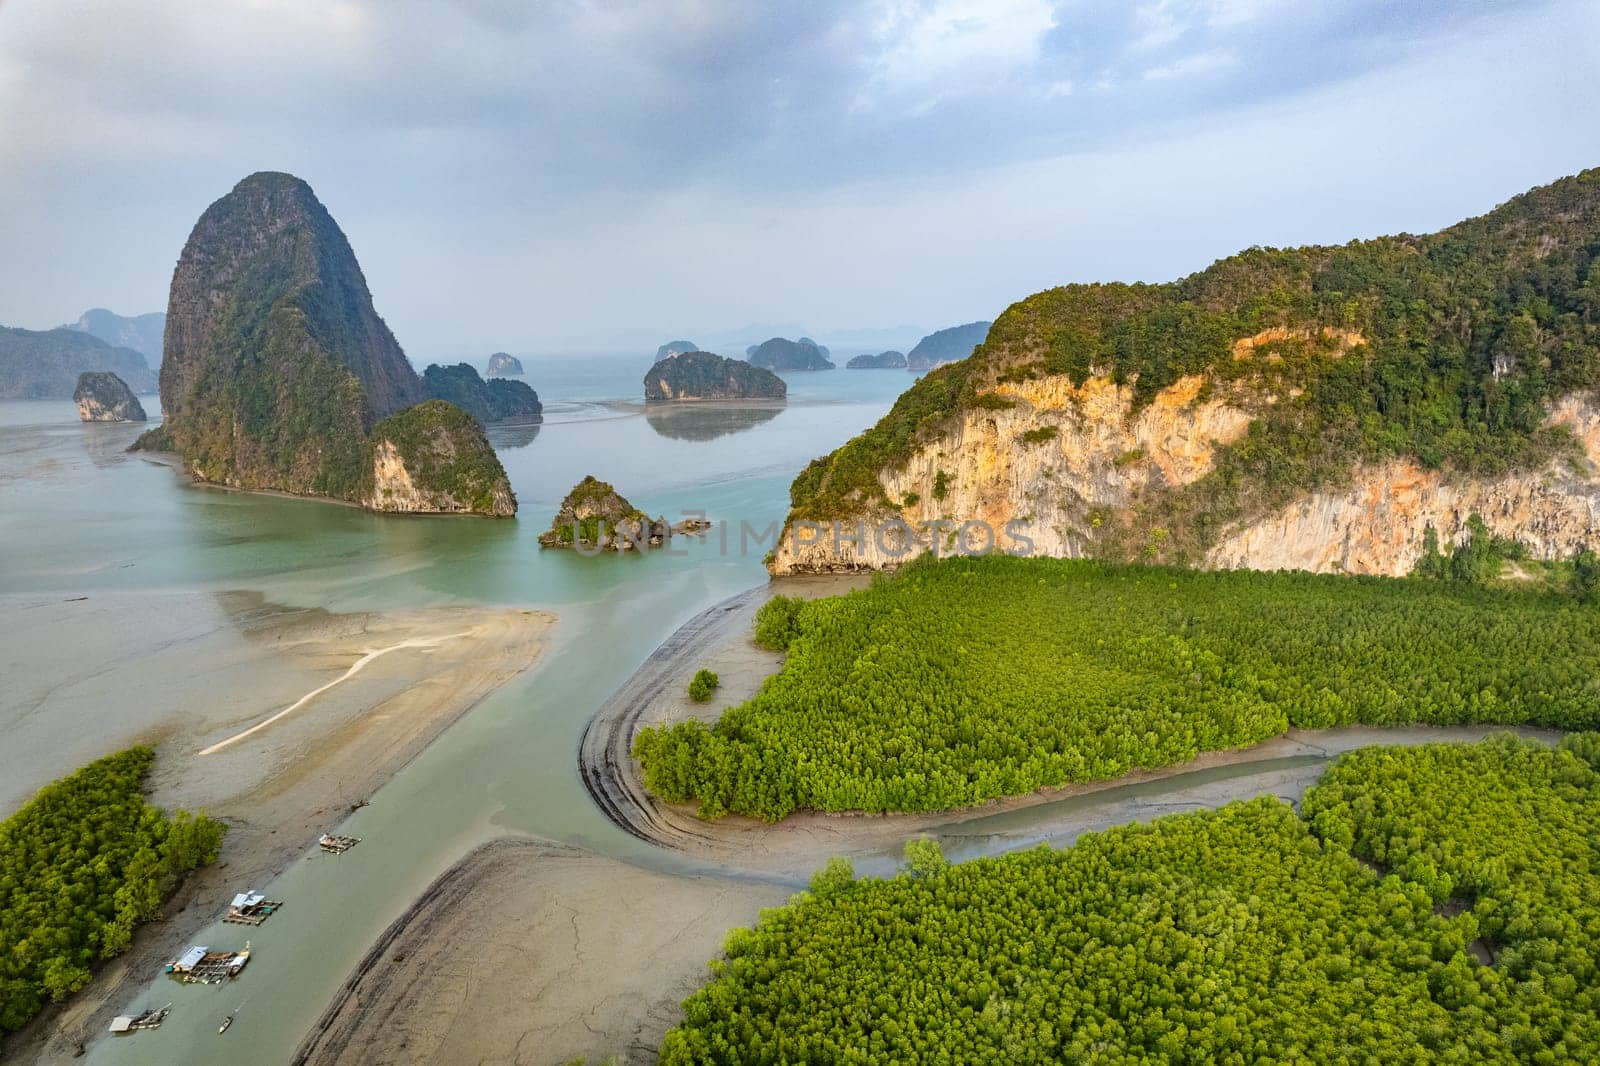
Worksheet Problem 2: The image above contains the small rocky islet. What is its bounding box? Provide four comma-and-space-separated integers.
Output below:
73, 371, 146, 422
653, 340, 698, 363
538, 475, 709, 552
845, 350, 907, 369
484, 351, 524, 377
422, 363, 542, 424
644, 351, 786, 403
745, 336, 834, 371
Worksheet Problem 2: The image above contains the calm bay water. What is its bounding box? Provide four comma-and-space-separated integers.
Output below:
0, 355, 914, 1063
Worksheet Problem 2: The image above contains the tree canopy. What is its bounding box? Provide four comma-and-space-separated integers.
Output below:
661, 735, 1600, 1063
635, 555, 1600, 821
0, 747, 225, 1034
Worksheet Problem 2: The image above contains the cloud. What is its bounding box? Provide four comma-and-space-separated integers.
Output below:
858, 0, 1059, 108
1142, 48, 1239, 81
0, 0, 1585, 352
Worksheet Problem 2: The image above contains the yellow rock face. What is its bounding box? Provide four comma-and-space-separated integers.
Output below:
769, 365, 1600, 577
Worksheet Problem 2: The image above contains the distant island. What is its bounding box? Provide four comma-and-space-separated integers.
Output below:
135, 171, 515, 517
644, 351, 786, 402
846, 350, 907, 369
0, 325, 156, 398
747, 337, 834, 371
65, 309, 166, 367
906, 321, 991, 370
423, 363, 542, 424
654, 340, 698, 363
74, 371, 146, 422
485, 352, 524, 377
539, 474, 708, 551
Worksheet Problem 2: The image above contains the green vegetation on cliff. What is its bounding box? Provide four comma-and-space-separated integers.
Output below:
634, 555, 1600, 821
148, 171, 426, 501
788, 169, 1600, 557
422, 362, 542, 424
661, 735, 1600, 1064
538, 474, 650, 547
644, 351, 787, 402
0, 747, 225, 1035
364, 400, 515, 516
0, 325, 155, 399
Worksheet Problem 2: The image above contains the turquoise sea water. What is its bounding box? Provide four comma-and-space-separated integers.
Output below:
0, 355, 914, 1063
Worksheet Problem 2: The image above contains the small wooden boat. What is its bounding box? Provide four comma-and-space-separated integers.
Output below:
219, 1008, 238, 1034
318, 833, 360, 854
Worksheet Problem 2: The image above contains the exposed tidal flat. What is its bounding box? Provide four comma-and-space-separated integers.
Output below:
0, 364, 911, 1064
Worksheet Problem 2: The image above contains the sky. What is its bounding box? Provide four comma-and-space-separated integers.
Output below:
2, 0, 1599, 360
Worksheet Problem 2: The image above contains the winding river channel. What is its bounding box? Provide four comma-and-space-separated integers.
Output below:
0, 356, 1560, 1064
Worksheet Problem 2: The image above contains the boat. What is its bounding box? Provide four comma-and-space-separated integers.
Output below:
165, 941, 251, 984
108, 1004, 171, 1033
318, 833, 360, 854
219, 1007, 238, 1034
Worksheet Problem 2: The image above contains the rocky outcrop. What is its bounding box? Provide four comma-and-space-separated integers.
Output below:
73, 371, 147, 422
141, 171, 509, 515
145, 171, 425, 499
0, 326, 155, 398
847, 351, 907, 369
770, 376, 1600, 577
770, 373, 1255, 573
654, 340, 698, 363
423, 363, 542, 424
1207, 394, 1600, 575
747, 337, 834, 372
361, 401, 515, 516
538, 474, 707, 551
485, 352, 524, 377
644, 352, 786, 402
65, 309, 165, 367
907, 321, 990, 370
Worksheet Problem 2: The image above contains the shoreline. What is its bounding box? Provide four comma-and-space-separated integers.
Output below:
578, 580, 1569, 877
3, 601, 555, 1064
290, 836, 789, 1066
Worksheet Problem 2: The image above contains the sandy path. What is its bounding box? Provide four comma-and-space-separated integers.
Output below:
198, 631, 472, 755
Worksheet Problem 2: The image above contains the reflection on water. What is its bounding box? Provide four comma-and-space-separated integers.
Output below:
644, 403, 783, 441
484, 421, 541, 450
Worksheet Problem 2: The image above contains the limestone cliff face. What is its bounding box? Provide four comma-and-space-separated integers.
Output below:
1207, 395, 1600, 575
769, 377, 1600, 577
74, 371, 147, 422
361, 400, 515, 516
771, 373, 1254, 572
149, 171, 424, 498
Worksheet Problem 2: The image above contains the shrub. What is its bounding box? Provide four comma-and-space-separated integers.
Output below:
688, 669, 720, 702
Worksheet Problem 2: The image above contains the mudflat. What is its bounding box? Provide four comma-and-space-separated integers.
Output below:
1, 590, 553, 1062
292, 837, 788, 1066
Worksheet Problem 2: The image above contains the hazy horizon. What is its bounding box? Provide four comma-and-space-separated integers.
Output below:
5, 0, 1600, 361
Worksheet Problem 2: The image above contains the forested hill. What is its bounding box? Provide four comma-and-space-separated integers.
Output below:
780, 168, 1600, 569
